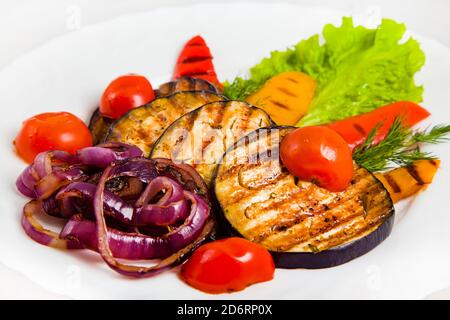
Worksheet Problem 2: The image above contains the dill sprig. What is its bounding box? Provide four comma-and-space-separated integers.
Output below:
353, 118, 450, 172
223, 78, 262, 100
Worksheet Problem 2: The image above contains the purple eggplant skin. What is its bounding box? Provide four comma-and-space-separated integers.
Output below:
211, 126, 396, 269
155, 77, 220, 98
88, 107, 114, 145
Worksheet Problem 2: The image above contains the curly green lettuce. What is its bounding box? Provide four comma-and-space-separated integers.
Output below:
223, 17, 425, 126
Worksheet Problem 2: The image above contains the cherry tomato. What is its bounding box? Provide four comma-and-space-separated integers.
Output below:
100, 74, 155, 119
180, 237, 275, 294
280, 126, 353, 192
14, 112, 93, 163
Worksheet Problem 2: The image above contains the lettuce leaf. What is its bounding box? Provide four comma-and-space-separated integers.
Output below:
223, 17, 425, 126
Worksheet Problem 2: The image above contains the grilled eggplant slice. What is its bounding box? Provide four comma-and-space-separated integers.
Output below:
155, 77, 219, 97
213, 127, 395, 269
151, 101, 273, 185
105, 91, 225, 156
88, 108, 115, 145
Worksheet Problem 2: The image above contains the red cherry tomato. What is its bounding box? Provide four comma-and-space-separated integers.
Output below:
14, 112, 93, 163
180, 237, 275, 294
280, 126, 353, 192
100, 74, 155, 119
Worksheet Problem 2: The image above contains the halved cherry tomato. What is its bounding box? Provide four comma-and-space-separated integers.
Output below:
326, 101, 430, 152
280, 126, 353, 192
100, 74, 155, 119
180, 237, 274, 294
14, 112, 93, 163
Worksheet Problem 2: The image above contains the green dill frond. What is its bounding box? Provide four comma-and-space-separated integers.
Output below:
353, 118, 450, 172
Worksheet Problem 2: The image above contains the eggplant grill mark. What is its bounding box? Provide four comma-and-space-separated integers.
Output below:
185, 110, 200, 133
170, 129, 190, 161
353, 123, 367, 136
198, 81, 217, 92
277, 87, 297, 97
269, 99, 290, 110
211, 104, 225, 128
230, 170, 286, 205
262, 218, 311, 251
201, 135, 216, 162
186, 77, 195, 89
241, 107, 255, 133
244, 135, 250, 149
308, 201, 362, 236
384, 173, 402, 193
407, 165, 425, 185
168, 81, 176, 93
331, 211, 390, 249
360, 194, 370, 218
245, 147, 280, 164
303, 173, 377, 215
172, 81, 184, 93
229, 118, 237, 130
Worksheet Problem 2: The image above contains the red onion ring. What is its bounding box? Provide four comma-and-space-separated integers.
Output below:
133, 199, 189, 226
16, 143, 144, 199
17, 143, 213, 278
77, 142, 142, 168
135, 176, 184, 206
93, 164, 210, 276
21, 201, 75, 249
34, 166, 87, 199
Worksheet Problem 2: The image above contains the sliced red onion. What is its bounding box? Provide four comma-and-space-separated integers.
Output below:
108, 158, 158, 183
153, 158, 211, 202
20, 165, 39, 190
33, 151, 79, 178
93, 164, 210, 276
61, 215, 214, 270
135, 176, 184, 207
21, 201, 74, 249
77, 142, 142, 168
56, 179, 188, 226
32, 152, 52, 178
16, 144, 141, 199
17, 165, 41, 198
56, 182, 134, 223
34, 166, 87, 199
17, 151, 81, 199
17, 148, 213, 278
16, 177, 35, 198
134, 199, 189, 226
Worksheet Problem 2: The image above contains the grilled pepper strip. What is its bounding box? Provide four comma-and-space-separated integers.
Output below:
173, 35, 221, 89
375, 159, 440, 203
325, 101, 430, 152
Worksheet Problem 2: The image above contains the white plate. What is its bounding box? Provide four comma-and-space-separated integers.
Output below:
0, 2, 449, 299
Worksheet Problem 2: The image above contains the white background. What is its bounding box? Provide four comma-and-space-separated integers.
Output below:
1, 0, 449, 299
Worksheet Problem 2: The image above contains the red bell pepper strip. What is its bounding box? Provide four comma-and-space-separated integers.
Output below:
325, 101, 430, 152
173, 35, 222, 89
